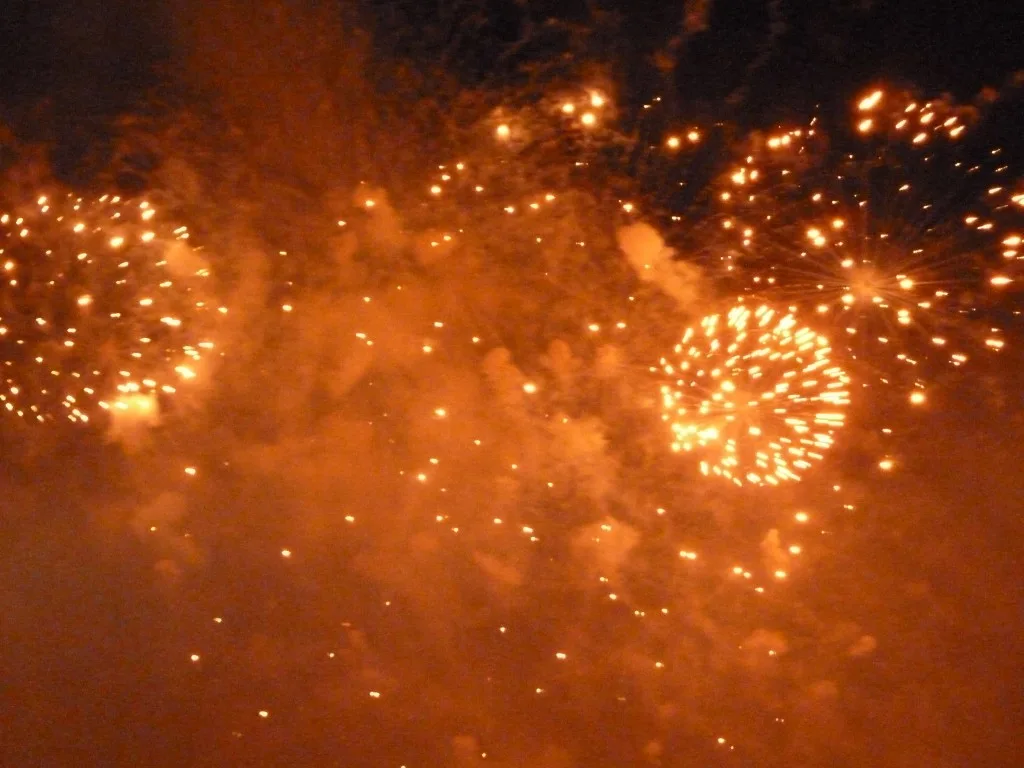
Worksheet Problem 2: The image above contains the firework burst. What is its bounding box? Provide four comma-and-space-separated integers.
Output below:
704, 88, 1018, 387
657, 303, 850, 487
0, 192, 221, 427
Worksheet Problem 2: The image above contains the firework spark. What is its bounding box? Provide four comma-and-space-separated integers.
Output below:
0, 192, 220, 426
657, 303, 850, 487
704, 89, 1017, 383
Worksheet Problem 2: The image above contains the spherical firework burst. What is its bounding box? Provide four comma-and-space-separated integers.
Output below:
657, 303, 850, 487
0, 192, 220, 427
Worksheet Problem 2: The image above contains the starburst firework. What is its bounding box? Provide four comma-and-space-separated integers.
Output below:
657, 303, 850, 487
703, 88, 1018, 385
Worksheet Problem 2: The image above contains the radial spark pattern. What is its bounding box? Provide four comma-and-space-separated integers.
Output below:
704, 88, 1018, 385
658, 304, 850, 487
0, 192, 220, 426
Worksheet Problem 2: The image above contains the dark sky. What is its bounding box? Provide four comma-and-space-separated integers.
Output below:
656, 0, 1022, 98
1, 0, 1020, 118
0, 0, 167, 114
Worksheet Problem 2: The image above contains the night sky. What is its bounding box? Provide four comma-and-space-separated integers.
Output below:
1, 1, 1021, 127
1, 2, 1022, 767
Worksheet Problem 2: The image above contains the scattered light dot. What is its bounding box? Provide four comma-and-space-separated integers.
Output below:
858, 90, 883, 111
